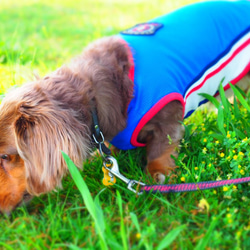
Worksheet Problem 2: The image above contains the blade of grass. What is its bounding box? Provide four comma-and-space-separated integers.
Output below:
194, 215, 221, 250
117, 190, 128, 250
94, 194, 106, 238
233, 83, 247, 97
156, 225, 186, 250
130, 212, 141, 233
199, 93, 220, 109
0, 243, 14, 250
210, 133, 225, 141
62, 151, 108, 250
234, 127, 247, 140
229, 83, 250, 112
217, 104, 226, 136
219, 81, 230, 113
233, 95, 241, 119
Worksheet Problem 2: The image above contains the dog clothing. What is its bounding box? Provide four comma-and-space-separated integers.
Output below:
110, 0, 250, 150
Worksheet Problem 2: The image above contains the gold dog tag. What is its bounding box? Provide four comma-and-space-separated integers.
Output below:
102, 166, 116, 186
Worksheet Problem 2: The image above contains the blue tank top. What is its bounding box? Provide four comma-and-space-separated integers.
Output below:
110, 1, 250, 150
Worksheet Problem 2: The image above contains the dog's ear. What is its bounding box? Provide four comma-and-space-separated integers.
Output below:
14, 100, 90, 196
112, 40, 131, 75
84, 37, 132, 78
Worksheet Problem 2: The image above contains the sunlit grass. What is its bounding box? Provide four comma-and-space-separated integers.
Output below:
1, 0, 250, 249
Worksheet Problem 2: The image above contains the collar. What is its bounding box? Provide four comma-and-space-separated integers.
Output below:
91, 105, 111, 156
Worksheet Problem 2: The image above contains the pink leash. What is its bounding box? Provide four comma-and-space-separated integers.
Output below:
102, 156, 250, 194
141, 177, 250, 193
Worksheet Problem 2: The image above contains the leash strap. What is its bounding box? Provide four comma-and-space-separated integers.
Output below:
141, 177, 250, 193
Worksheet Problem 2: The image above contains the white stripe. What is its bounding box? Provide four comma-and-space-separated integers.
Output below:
184, 31, 250, 117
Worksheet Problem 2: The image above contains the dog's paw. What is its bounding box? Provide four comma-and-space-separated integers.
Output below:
153, 172, 165, 184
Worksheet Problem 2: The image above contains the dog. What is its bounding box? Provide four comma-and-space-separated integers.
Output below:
0, 1, 250, 214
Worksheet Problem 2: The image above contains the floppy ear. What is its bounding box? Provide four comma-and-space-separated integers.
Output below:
14, 101, 90, 196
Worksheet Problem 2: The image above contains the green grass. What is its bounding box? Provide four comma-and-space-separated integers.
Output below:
1, 0, 250, 249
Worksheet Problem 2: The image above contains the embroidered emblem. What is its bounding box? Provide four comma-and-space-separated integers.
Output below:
121, 23, 163, 35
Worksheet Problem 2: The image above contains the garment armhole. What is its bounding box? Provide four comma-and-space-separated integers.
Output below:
130, 92, 185, 147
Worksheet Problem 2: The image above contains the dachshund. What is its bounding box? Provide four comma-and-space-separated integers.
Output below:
0, 1, 250, 213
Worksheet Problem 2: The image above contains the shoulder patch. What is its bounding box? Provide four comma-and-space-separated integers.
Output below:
120, 23, 163, 36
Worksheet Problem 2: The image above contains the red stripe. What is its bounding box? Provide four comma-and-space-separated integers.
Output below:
131, 93, 185, 147
128, 55, 134, 82
229, 62, 250, 86
128, 61, 134, 82
185, 37, 250, 100
214, 61, 250, 97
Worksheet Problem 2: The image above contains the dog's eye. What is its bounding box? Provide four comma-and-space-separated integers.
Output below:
1, 155, 9, 161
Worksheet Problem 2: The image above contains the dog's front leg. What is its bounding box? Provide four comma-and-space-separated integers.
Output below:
138, 100, 183, 184
145, 141, 180, 183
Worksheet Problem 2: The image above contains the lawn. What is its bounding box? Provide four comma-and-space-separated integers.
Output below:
1, 0, 250, 249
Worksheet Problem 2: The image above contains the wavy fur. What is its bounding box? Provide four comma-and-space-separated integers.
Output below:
0, 37, 133, 213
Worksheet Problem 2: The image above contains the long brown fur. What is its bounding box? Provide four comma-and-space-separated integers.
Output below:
0, 36, 249, 214
0, 37, 134, 213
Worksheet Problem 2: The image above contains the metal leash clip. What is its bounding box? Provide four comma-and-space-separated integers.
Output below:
103, 156, 145, 195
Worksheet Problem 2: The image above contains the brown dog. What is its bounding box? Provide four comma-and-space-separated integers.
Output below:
1, 1, 250, 213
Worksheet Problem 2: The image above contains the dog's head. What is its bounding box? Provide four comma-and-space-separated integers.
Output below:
0, 37, 133, 213
0, 81, 91, 214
